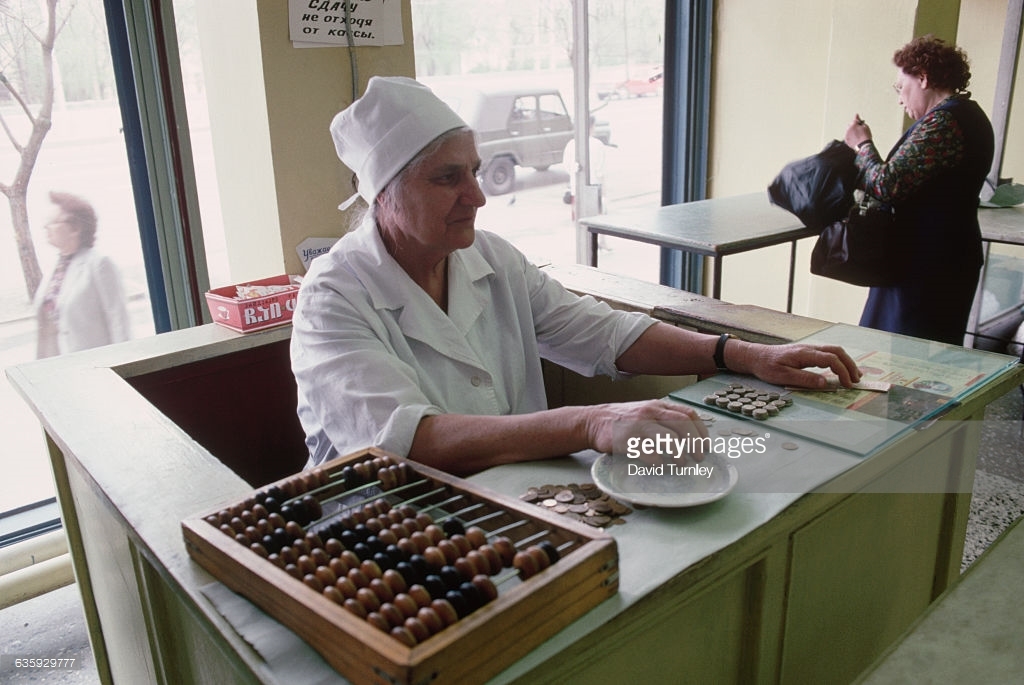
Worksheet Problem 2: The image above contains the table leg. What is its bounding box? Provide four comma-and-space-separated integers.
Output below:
587, 230, 599, 267
787, 240, 797, 313
712, 256, 722, 300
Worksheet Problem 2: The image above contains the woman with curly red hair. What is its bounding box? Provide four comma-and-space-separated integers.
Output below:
844, 35, 994, 345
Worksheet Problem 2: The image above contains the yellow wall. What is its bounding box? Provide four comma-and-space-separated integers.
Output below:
195, 1, 416, 281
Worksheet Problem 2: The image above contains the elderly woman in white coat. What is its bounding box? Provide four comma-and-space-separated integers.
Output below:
34, 191, 130, 358
290, 77, 861, 477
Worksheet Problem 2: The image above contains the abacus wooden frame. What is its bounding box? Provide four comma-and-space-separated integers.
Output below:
181, 447, 619, 685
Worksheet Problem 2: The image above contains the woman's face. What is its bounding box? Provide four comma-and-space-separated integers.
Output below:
44, 211, 81, 256
894, 68, 929, 119
377, 130, 487, 265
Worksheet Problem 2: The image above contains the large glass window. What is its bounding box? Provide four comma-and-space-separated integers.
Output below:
0, 0, 226, 516
0, 0, 159, 512
411, 0, 664, 281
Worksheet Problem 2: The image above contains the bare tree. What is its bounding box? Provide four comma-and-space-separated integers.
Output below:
0, 0, 69, 300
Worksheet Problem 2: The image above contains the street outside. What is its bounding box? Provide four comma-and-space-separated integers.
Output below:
0, 92, 665, 513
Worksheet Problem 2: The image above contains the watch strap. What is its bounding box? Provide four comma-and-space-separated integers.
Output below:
714, 333, 732, 371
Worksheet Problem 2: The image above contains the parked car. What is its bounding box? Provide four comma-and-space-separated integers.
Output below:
435, 86, 611, 195
596, 67, 664, 100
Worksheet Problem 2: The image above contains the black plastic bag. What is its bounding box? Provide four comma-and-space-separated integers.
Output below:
768, 140, 858, 230
810, 196, 904, 286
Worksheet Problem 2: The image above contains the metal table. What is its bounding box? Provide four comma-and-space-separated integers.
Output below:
968, 205, 1024, 350
578, 193, 818, 311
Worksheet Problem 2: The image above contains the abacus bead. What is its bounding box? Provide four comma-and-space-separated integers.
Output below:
383, 568, 408, 595
340, 550, 361, 570
347, 568, 370, 589
379, 602, 404, 629
396, 560, 421, 587
450, 534, 472, 557
334, 577, 358, 599
424, 524, 445, 545
378, 467, 397, 490
445, 590, 470, 618
527, 546, 550, 571
393, 593, 419, 619
370, 578, 395, 604
310, 547, 330, 568
472, 574, 498, 602
465, 526, 488, 549
366, 611, 390, 633
454, 557, 479, 581
324, 538, 345, 557
315, 566, 337, 588
329, 557, 350, 577
373, 551, 396, 572
397, 538, 418, 558
410, 531, 431, 554
437, 539, 460, 565
424, 575, 447, 600
344, 598, 367, 619
417, 607, 444, 634
492, 537, 516, 567
477, 547, 502, 576
458, 581, 484, 612
323, 586, 345, 605
408, 584, 431, 608
302, 574, 324, 593
513, 551, 539, 579
249, 543, 268, 558
439, 566, 462, 591
538, 540, 561, 565
356, 587, 381, 613
360, 559, 383, 580
390, 625, 418, 647
423, 546, 446, 571
430, 598, 459, 627
404, 617, 431, 643
442, 519, 465, 537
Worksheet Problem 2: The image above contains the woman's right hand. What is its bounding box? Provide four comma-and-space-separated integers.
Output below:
583, 399, 710, 462
845, 115, 872, 150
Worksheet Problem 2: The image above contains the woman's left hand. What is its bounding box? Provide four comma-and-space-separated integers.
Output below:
739, 342, 862, 390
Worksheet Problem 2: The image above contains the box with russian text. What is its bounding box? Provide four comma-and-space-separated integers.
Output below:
205, 275, 301, 333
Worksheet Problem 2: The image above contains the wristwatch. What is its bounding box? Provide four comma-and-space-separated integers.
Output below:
713, 333, 733, 372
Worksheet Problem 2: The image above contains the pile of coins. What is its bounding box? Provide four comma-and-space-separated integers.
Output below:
520, 483, 632, 527
702, 383, 793, 420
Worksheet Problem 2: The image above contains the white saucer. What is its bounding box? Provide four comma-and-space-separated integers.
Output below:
591, 453, 739, 508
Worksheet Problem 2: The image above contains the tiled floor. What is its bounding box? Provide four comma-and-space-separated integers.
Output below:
1, 387, 1021, 684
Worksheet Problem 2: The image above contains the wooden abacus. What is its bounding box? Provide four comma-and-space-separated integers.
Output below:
182, 447, 619, 685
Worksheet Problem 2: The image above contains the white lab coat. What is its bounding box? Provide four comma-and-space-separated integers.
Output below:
290, 220, 654, 466
34, 247, 130, 358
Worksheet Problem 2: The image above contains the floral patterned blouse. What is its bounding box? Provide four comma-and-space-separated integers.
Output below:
854, 96, 965, 202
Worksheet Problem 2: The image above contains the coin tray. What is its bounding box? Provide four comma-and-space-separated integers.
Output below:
182, 447, 619, 685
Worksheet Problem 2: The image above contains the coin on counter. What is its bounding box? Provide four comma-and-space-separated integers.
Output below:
521, 482, 634, 528
781, 441, 799, 451
555, 489, 575, 503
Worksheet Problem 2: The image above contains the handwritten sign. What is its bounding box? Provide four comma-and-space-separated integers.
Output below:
288, 0, 404, 47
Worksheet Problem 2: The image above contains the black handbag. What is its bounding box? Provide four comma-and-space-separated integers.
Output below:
810, 192, 904, 286
768, 140, 858, 230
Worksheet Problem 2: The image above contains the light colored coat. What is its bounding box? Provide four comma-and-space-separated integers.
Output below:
34, 247, 130, 356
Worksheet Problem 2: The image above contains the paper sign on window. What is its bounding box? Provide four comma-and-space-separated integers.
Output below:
288, 0, 404, 47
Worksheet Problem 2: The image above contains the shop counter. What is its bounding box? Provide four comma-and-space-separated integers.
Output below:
7, 267, 1022, 684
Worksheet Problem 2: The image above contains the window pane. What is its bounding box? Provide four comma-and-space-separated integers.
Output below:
0, 0, 155, 511
412, 0, 664, 281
